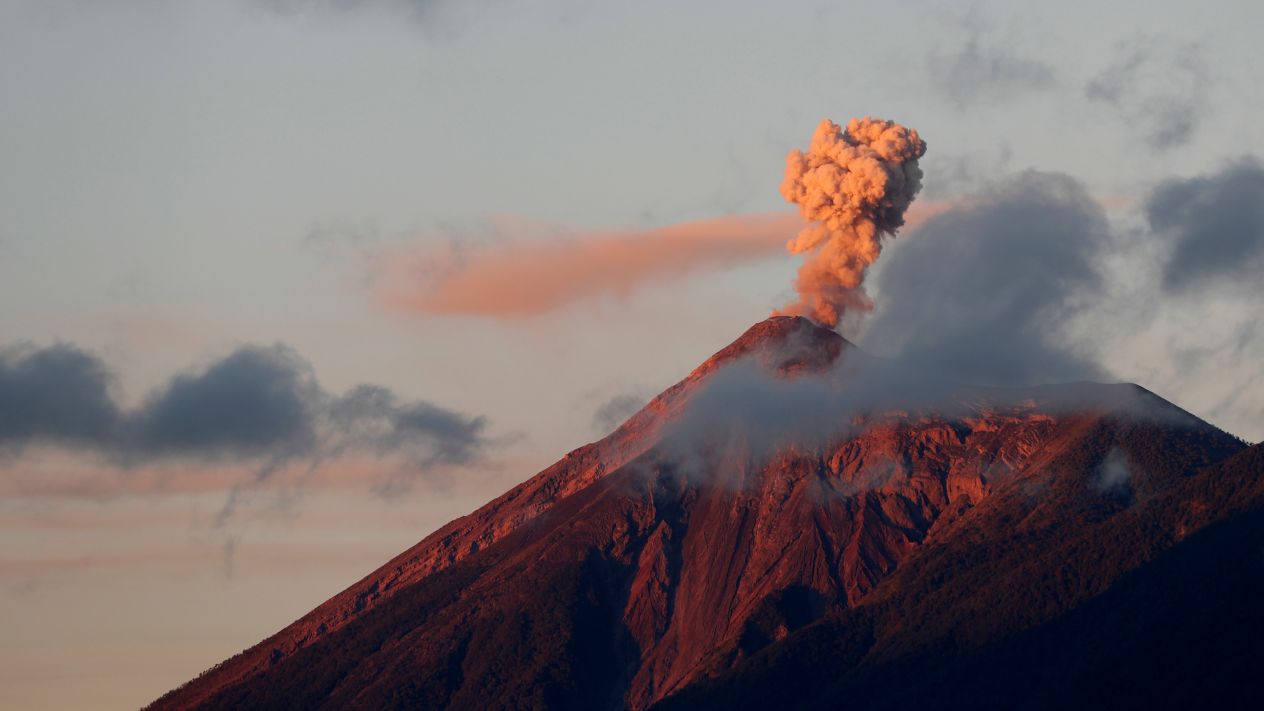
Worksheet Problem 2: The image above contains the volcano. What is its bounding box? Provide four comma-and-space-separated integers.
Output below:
150, 317, 1260, 710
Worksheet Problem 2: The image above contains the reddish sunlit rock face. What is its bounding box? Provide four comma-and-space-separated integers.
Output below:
149, 317, 1244, 711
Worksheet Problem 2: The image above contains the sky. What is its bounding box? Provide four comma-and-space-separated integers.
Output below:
2, 0, 1262, 708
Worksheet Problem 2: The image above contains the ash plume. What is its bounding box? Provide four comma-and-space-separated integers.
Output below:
778, 117, 927, 327
378, 205, 947, 320
381, 213, 799, 319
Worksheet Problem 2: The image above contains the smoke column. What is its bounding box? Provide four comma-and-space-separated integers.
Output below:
778, 117, 927, 327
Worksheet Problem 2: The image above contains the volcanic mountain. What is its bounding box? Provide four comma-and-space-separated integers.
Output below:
150, 316, 1257, 710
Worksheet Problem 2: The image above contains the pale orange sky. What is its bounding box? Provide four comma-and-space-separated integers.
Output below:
3, 1, 1263, 709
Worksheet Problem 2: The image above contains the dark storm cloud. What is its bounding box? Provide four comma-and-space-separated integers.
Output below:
862, 171, 1109, 387
0, 343, 491, 473
130, 345, 321, 461
1086, 36, 1210, 149
0, 343, 120, 448
1146, 158, 1264, 293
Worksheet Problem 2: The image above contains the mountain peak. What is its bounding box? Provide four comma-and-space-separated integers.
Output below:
692, 315, 847, 380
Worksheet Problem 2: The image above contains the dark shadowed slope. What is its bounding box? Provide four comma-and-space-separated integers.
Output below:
150, 317, 1248, 710
654, 443, 1264, 711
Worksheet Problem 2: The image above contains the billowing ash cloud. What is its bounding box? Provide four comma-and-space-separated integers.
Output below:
1146, 158, 1264, 293
778, 117, 927, 327
0, 342, 490, 476
862, 171, 1109, 386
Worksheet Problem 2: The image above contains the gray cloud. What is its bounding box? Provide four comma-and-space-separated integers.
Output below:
251, 0, 451, 24
654, 346, 1185, 487
255, 0, 425, 12
247, 0, 475, 42
5, 578, 41, 598
591, 392, 646, 435
130, 345, 321, 462
1147, 158, 1264, 293
863, 171, 1109, 387
646, 170, 1238, 472
1086, 36, 1210, 149
0, 343, 120, 449
329, 384, 488, 467
0, 342, 491, 477
302, 219, 379, 248
919, 143, 1014, 201
1094, 448, 1133, 499
925, 23, 1057, 108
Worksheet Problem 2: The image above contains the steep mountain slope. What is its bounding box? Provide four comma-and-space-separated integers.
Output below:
654, 442, 1264, 710
150, 317, 840, 709
150, 317, 1248, 711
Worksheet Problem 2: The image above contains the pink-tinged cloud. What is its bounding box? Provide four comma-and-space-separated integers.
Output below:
378, 207, 948, 319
